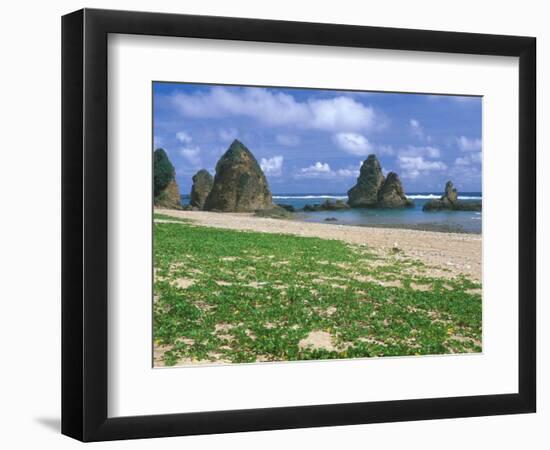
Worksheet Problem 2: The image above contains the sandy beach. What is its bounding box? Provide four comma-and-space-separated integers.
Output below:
155, 208, 482, 280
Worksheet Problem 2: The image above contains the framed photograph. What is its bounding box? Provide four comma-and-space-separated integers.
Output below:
62, 8, 536, 442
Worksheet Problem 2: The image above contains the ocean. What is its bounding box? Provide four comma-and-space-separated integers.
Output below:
181, 192, 482, 234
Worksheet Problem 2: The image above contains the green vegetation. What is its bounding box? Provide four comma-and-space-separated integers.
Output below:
153, 220, 482, 366
154, 148, 175, 199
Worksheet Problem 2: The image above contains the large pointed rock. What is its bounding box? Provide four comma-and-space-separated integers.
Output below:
204, 140, 273, 212
189, 169, 213, 209
347, 155, 385, 207
377, 172, 413, 208
153, 148, 181, 209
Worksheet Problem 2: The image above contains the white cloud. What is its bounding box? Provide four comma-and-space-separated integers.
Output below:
180, 146, 201, 166
409, 119, 432, 142
176, 131, 193, 144
455, 152, 482, 166
449, 164, 481, 187
333, 133, 394, 157
276, 134, 300, 146
471, 152, 482, 163
299, 162, 331, 176
456, 136, 482, 152
398, 156, 447, 179
333, 132, 373, 156
409, 119, 423, 137
171, 87, 379, 132
219, 128, 237, 142
260, 155, 284, 176
455, 156, 470, 166
309, 97, 377, 131
295, 161, 358, 179
398, 145, 440, 158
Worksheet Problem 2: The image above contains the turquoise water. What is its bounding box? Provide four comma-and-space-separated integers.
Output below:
273, 193, 482, 234
181, 193, 482, 234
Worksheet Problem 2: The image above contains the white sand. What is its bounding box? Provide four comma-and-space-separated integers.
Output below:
155, 208, 482, 280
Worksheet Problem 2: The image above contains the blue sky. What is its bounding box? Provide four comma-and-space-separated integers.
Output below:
153, 82, 482, 194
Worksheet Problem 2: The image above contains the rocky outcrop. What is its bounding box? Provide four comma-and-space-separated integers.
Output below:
204, 140, 273, 212
347, 155, 385, 207
377, 172, 414, 208
423, 181, 482, 211
254, 205, 293, 219
276, 203, 296, 212
155, 179, 182, 209
347, 155, 413, 208
442, 181, 458, 205
303, 199, 350, 212
189, 169, 213, 209
153, 148, 181, 209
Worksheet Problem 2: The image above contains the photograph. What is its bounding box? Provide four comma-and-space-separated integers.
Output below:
0, 1, 542, 446
152, 82, 483, 367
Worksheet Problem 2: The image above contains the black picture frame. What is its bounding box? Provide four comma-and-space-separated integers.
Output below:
62, 8, 536, 442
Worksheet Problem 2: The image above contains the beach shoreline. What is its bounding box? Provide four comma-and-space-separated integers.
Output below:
155, 208, 482, 281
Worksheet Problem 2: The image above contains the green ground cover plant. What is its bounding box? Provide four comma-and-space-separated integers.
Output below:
153, 220, 482, 366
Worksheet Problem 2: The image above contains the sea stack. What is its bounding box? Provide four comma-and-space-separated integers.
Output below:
347, 154, 385, 207
423, 181, 481, 211
348, 155, 412, 208
377, 172, 414, 208
204, 139, 273, 212
441, 180, 458, 206
153, 148, 182, 209
189, 169, 213, 210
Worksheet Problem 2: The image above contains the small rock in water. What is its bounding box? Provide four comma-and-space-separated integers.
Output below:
276, 203, 295, 212
303, 200, 350, 211
422, 180, 481, 212
325, 217, 338, 222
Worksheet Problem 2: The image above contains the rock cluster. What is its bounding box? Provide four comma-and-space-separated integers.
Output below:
276, 203, 296, 212
347, 155, 386, 207
189, 169, 213, 209
303, 199, 350, 211
153, 148, 182, 209
348, 155, 413, 208
204, 140, 274, 212
155, 143, 482, 218
423, 181, 482, 211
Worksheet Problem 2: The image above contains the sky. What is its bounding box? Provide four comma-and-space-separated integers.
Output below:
153, 82, 482, 195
